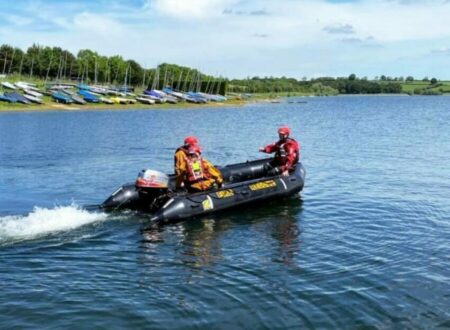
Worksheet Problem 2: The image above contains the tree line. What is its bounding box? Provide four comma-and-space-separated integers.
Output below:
3, 44, 436, 95
0, 44, 226, 93
227, 74, 403, 95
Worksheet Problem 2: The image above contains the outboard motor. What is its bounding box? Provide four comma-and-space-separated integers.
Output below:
101, 169, 170, 212
135, 169, 170, 211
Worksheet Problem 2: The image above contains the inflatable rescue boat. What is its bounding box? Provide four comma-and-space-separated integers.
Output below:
101, 158, 305, 224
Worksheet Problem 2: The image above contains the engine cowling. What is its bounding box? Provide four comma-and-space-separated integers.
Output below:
135, 169, 169, 188
135, 169, 170, 211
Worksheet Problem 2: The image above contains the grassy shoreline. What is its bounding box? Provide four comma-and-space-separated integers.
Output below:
0, 90, 311, 113
2, 90, 449, 113
0, 97, 249, 113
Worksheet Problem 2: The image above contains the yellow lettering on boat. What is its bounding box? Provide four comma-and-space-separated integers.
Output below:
216, 189, 234, 198
249, 180, 276, 191
202, 198, 212, 210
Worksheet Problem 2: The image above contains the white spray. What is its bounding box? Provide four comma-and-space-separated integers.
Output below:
0, 204, 108, 243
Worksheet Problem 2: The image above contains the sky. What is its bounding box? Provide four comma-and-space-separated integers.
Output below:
1, 0, 450, 79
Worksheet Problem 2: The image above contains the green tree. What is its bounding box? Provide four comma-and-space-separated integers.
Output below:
0, 44, 14, 74
124, 60, 143, 86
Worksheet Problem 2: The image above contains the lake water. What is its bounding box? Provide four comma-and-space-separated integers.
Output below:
0, 96, 449, 328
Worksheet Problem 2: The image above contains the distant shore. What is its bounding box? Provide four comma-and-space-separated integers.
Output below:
3, 92, 449, 113
0, 91, 305, 113
0, 98, 250, 113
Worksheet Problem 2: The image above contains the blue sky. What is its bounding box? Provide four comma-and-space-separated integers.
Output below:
1, 0, 450, 79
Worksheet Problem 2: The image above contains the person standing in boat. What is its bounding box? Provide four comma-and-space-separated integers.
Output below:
176, 145, 223, 192
259, 126, 300, 177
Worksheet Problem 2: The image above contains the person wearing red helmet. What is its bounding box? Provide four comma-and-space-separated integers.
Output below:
259, 126, 300, 176
176, 145, 223, 192
174, 135, 199, 179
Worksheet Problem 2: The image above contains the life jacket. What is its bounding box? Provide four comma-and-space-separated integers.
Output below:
185, 155, 210, 183
275, 138, 299, 164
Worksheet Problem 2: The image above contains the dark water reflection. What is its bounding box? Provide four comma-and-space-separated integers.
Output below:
1, 96, 449, 328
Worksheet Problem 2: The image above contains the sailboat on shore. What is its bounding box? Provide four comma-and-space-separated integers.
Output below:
1, 82, 16, 90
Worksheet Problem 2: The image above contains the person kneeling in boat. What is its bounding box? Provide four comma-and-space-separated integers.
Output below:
259, 126, 300, 177
176, 145, 224, 192
174, 135, 199, 175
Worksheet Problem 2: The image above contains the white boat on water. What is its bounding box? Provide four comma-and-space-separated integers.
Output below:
1, 82, 16, 90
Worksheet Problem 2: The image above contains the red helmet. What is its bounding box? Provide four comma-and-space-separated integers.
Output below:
278, 126, 290, 136
184, 136, 198, 146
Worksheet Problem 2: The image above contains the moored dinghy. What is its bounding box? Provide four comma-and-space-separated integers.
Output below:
0, 93, 16, 103
136, 97, 155, 104
78, 90, 99, 103
143, 90, 166, 103
61, 90, 87, 105
153, 89, 178, 104
14, 82, 41, 92
162, 88, 189, 101
110, 96, 135, 104
99, 96, 114, 104
23, 94, 42, 104
4, 92, 31, 104
1, 82, 17, 90
51, 91, 73, 104
24, 89, 44, 98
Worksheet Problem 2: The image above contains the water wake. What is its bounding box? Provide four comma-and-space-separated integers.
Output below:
0, 204, 108, 243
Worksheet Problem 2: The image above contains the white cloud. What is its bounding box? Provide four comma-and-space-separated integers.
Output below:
149, 0, 238, 19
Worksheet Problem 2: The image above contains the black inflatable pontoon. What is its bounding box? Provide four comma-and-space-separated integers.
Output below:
101, 158, 305, 224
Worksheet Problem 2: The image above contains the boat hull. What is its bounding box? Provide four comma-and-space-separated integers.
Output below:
101, 159, 305, 225
150, 163, 305, 224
